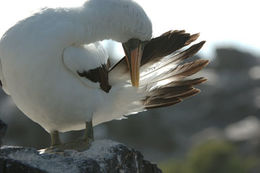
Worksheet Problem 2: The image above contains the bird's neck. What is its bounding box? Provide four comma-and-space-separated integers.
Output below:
77, 6, 128, 44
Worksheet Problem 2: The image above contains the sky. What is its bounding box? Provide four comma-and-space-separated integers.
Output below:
0, 0, 259, 59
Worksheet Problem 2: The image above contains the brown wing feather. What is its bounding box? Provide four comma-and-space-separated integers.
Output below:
109, 30, 208, 109
144, 97, 182, 109
109, 30, 201, 72
146, 59, 209, 85
145, 85, 202, 109
141, 30, 200, 66
165, 77, 207, 87
170, 59, 209, 78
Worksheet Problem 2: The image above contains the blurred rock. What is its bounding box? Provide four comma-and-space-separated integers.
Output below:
191, 116, 260, 144
0, 140, 161, 173
0, 119, 7, 146
213, 48, 259, 71
225, 116, 260, 142
191, 127, 226, 144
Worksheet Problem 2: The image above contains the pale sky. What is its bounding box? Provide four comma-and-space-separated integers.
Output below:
0, 0, 259, 58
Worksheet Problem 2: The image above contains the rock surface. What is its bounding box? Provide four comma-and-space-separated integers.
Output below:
0, 140, 162, 173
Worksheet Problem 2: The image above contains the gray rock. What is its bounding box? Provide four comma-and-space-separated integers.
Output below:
225, 116, 260, 142
0, 120, 7, 146
0, 140, 162, 173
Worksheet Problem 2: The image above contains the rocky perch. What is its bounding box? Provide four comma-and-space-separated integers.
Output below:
0, 140, 162, 173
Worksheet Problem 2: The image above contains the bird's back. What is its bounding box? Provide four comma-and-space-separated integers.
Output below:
0, 8, 105, 132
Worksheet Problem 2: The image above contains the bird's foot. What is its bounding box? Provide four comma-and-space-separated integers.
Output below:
39, 121, 94, 154
40, 138, 93, 154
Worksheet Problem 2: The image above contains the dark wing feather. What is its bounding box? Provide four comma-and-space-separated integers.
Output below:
78, 65, 111, 93
141, 30, 200, 65
145, 59, 208, 85
109, 30, 201, 72
165, 77, 207, 87
144, 97, 182, 109
109, 30, 208, 109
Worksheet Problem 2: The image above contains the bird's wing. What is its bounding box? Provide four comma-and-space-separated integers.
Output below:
63, 31, 208, 126
62, 43, 111, 93
110, 30, 209, 110
62, 43, 142, 126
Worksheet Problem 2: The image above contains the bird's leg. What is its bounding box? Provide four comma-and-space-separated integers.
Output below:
39, 130, 62, 154
50, 130, 61, 146
40, 121, 94, 153
83, 121, 94, 144
58, 121, 94, 151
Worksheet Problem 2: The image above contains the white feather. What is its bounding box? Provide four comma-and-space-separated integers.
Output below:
0, 0, 152, 132
63, 43, 108, 72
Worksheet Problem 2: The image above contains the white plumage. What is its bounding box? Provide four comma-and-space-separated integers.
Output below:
0, 0, 208, 149
0, 0, 152, 133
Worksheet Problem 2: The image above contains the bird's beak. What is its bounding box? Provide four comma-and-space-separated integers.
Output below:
122, 39, 145, 87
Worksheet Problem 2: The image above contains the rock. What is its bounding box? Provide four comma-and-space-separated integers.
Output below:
0, 140, 162, 173
225, 116, 260, 142
0, 120, 7, 146
213, 48, 260, 71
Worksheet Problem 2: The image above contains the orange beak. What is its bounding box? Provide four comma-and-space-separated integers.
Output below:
122, 39, 144, 87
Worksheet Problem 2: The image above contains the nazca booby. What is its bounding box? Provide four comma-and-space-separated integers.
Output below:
0, 0, 208, 151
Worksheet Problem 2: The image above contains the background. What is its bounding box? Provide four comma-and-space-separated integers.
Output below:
0, 0, 260, 172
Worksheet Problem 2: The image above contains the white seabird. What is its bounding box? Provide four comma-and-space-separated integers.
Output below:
0, 0, 208, 151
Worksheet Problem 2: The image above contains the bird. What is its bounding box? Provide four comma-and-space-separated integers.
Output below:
0, 0, 208, 152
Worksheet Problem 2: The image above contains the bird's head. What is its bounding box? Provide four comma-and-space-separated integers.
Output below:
84, 0, 152, 87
